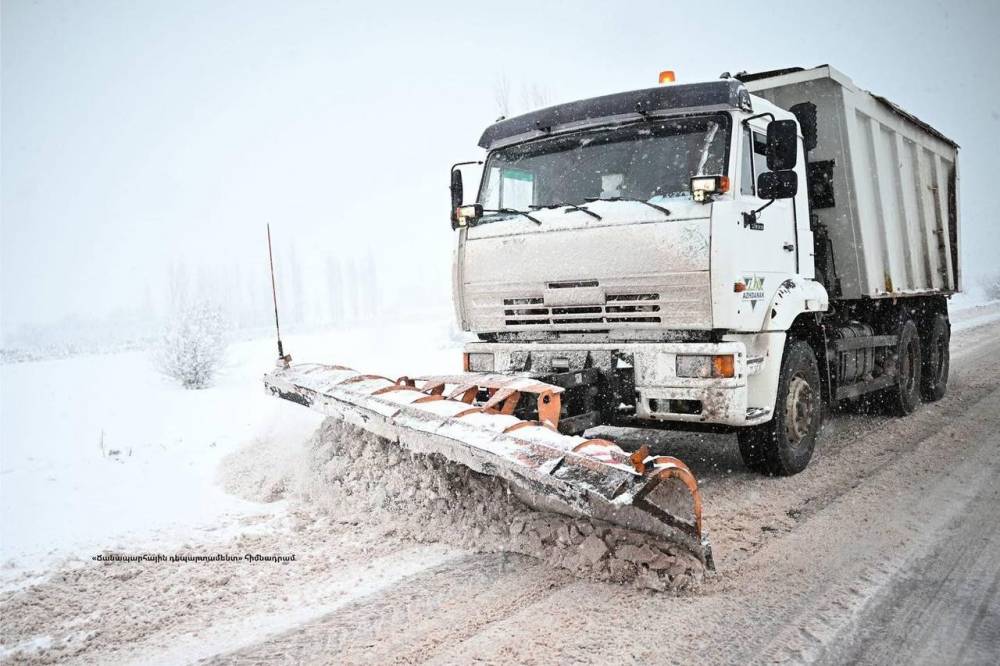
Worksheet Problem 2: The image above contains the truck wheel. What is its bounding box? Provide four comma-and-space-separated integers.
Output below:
738, 340, 822, 476
886, 320, 922, 415
920, 314, 950, 402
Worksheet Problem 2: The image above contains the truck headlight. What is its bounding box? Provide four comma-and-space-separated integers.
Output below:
690, 175, 730, 203
676, 354, 735, 378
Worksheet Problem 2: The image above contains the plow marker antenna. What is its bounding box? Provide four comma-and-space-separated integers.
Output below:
267, 223, 290, 366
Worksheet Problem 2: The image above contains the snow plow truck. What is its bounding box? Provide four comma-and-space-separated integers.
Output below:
266, 65, 960, 567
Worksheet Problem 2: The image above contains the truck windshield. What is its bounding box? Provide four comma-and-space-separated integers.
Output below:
478, 114, 730, 215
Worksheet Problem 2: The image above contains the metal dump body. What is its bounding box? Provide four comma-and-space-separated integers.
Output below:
746, 66, 960, 299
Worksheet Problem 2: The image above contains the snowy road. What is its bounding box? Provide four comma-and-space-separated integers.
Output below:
2, 315, 999, 664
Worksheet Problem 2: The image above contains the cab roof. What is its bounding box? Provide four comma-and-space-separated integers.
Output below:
478, 80, 753, 150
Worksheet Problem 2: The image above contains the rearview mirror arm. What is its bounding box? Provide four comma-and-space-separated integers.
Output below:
451, 160, 483, 173
742, 199, 775, 229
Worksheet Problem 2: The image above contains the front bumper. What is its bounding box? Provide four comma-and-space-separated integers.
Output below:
464, 340, 767, 427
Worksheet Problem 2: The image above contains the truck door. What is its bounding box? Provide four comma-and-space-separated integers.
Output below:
713, 121, 799, 330
728, 119, 798, 330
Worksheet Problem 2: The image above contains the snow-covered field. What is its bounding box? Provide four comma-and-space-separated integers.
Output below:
0, 311, 464, 584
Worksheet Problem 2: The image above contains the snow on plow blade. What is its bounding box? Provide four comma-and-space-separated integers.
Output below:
264, 363, 713, 568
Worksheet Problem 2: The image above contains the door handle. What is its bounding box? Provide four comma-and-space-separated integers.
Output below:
783, 243, 795, 252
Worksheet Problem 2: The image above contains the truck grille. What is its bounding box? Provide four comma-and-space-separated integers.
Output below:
503, 293, 662, 326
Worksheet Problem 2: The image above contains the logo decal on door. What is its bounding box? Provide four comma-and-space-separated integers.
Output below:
741, 276, 766, 310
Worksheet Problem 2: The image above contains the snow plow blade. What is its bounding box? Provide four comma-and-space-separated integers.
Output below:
264, 363, 713, 568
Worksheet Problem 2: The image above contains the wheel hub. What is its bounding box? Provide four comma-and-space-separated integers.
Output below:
784, 375, 815, 445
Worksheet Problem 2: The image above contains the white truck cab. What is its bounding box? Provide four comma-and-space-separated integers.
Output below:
449, 67, 958, 476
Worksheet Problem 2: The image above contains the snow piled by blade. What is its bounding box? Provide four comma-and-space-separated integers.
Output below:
249, 418, 705, 592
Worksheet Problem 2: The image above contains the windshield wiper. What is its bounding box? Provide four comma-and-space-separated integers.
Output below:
585, 197, 671, 217
482, 208, 542, 225
530, 202, 602, 220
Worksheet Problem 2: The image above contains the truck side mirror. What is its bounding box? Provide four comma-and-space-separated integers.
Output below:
757, 170, 798, 199
766, 119, 798, 171
450, 169, 464, 227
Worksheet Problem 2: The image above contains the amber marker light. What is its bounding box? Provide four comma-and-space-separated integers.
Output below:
658, 70, 676, 84
713, 355, 735, 379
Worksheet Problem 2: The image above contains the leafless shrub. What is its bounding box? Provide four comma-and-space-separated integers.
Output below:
154, 300, 228, 389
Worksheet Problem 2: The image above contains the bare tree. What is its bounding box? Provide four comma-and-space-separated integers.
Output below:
325, 256, 343, 324
493, 74, 511, 118
363, 248, 378, 319
286, 243, 304, 325
342, 257, 358, 321
166, 261, 191, 311
520, 82, 550, 111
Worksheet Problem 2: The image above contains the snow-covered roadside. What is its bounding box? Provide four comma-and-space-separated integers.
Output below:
0, 347, 319, 586
0, 312, 463, 586
950, 298, 1000, 331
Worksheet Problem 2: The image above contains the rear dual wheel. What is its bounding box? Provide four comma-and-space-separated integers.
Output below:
738, 340, 822, 476
882, 313, 950, 410
920, 314, 950, 402
886, 320, 922, 415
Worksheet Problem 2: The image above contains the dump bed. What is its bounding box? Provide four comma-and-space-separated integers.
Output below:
746, 66, 959, 300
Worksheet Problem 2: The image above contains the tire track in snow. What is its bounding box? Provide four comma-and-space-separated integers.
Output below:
208, 553, 574, 665
116, 545, 464, 666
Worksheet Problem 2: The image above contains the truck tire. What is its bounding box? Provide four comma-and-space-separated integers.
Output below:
886, 319, 922, 415
920, 314, 950, 402
738, 340, 822, 476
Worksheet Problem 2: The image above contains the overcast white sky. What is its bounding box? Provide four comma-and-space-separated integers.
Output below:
2, 0, 998, 335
